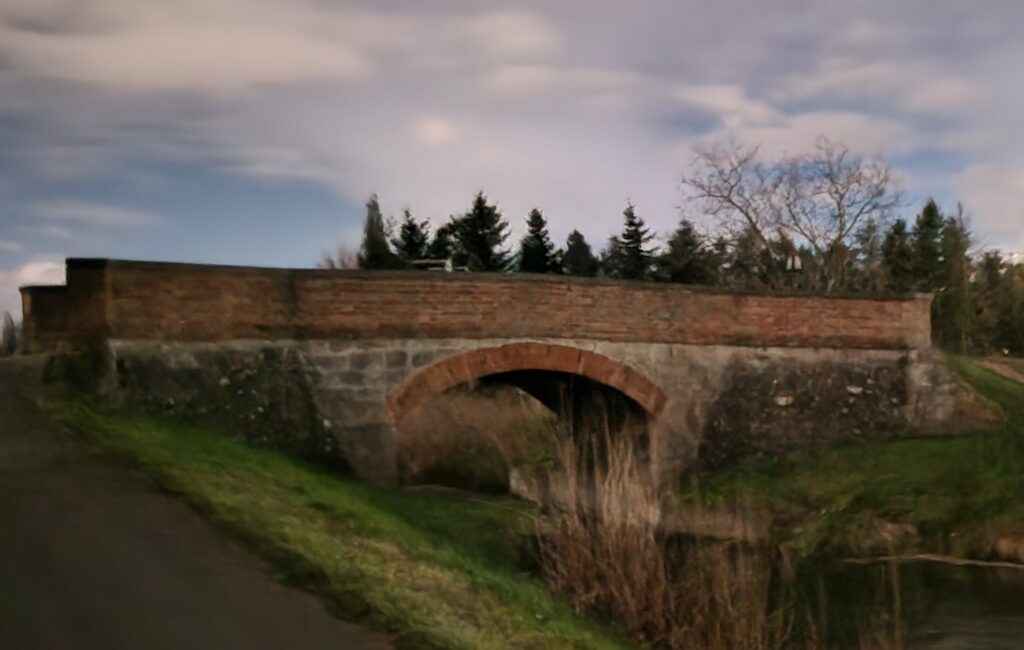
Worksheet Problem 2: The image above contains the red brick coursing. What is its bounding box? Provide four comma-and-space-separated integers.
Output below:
386, 342, 668, 423
20, 258, 933, 353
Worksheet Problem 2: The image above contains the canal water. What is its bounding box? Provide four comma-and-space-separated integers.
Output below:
815, 560, 1024, 649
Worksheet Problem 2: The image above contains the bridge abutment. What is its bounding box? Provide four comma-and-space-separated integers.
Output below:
21, 258, 979, 488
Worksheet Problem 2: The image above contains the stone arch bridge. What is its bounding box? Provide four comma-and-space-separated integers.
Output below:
21, 259, 958, 486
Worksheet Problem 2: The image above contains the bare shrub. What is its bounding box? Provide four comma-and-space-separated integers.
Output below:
318, 243, 359, 270
1, 312, 16, 356
539, 427, 670, 644
396, 384, 557, 492
538, 424, 812, 650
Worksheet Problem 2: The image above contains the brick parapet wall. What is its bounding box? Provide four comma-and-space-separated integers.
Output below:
19, 286, 68, 353
22, 258, 933, 352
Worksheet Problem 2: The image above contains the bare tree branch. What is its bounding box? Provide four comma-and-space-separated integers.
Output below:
681, 137, 901, 292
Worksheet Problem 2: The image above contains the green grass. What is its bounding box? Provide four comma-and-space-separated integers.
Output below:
52, 401, 633, 650
686, 357, 1024, 556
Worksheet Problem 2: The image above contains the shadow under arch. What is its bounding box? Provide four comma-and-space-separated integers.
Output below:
386, 342, 667, 425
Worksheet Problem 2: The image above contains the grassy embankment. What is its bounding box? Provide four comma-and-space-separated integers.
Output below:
51, 401, 632, 650
687, 357, 1024, 558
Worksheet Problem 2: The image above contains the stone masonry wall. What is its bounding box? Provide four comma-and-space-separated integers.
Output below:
106, 337, 959, 484
21, 258, 955, 485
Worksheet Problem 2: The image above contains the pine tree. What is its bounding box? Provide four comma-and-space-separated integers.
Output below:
991, 262, 1024, 355
706, 236, 732, 286
451, 192, 510, 272
934, 209, 972, 352
658, 219, 712, 284
881, 219, 914, 292
562, 230, 598, 277
357, 194, 402, 270
971, 251, 1006, 353
1003, 265, 1024, 355
427, 221, 456, 260
724, 224, 773, 289
517, 208, 559, 273
912, 199, 944, 291
600, 236, 625, 278
853, 217, 885, 292
391, 209, 430, 263
607, 202, 655, 280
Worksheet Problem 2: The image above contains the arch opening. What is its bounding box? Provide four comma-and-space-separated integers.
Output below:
386, 342, 666, 426
389, 344, 664, 498
477, 369, 650, 459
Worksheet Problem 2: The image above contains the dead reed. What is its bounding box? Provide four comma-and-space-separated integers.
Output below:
537, 421, 813, 650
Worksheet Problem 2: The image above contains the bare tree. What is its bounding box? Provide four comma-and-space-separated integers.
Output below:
318, 244, 360, 270
681, 137, 900, 293
681, 143, 779, 262
775, 139, 900, 291
1, 312, 16, 356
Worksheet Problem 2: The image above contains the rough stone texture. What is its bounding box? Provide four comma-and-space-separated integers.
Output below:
103, 337, 961, 486
698, 354, 909, 468
21, 258, 963, 486
108, 341, 341, 468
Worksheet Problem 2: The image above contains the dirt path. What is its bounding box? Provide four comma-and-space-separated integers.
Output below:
978, 358, 1024, 385
0, 357, 392, 650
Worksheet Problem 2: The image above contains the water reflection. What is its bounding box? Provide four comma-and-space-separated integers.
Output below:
814, 560, 1024, 649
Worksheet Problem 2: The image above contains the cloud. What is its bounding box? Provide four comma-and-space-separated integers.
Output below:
414, 117, 459, 146
43, 226, 73, 239
0, 0, 1021, 265
0, 241, 23, 253
778, 58, 983, 118
0, 0, 371, 92
452, 12, 560, 58
0, 255, 66, 318
955, 164, 1024, 252
30, 200, 160, 227
0, 2, 561, 94
673, 84, 782, 129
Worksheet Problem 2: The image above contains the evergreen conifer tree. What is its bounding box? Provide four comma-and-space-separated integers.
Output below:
391, 209, 431, 263
934, 209, 971, 352
426, 221, 456, 260
989, 260, 1024, 355
911, 199, 945, 291
451, 192, 510, 271
517, 209, 558, 273
357, 194, 402, 270
853, 218, 885, 292
723, 224, 773, 289
971, 251, 1006, 353
600, 236, 625, 278
881, 219, 915, 292
562, 230, 599, 277
658, 218, 712, 284
607, 202, 655, 280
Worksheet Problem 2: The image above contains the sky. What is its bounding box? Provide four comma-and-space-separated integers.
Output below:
1, 0, 1024, 317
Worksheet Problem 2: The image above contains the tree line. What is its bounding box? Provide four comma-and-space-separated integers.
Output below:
324, 138, 1023, 356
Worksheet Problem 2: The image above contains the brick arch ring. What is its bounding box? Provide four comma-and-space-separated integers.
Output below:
385, 342, 668, 425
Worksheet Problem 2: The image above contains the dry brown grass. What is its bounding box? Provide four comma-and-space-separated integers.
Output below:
396, 383, 557, 492
538, 424, 816, 650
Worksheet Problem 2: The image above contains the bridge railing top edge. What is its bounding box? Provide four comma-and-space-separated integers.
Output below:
67, 258, 932, 303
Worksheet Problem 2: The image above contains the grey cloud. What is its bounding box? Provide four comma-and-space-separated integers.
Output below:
0, 0, 1022, 255
30, 200, 161, 227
